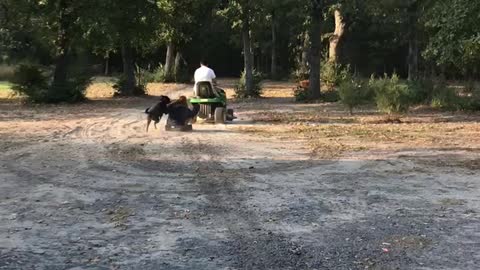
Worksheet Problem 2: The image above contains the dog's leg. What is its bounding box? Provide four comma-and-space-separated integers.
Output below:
154, 122, 158, 129
146, 117, 152, 132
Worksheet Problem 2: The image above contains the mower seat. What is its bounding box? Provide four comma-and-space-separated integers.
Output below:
195, 81, 220, 98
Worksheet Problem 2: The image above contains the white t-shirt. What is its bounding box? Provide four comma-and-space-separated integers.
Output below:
194, 66, 216, 83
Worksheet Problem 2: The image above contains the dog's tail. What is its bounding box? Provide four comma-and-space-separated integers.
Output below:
145, 108, 150, 114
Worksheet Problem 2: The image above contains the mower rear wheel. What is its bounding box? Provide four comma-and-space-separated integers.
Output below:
214, 107, 226, 124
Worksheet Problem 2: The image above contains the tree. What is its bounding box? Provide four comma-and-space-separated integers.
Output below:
85, 0, 161, 95
423, 0, 480, 78
308, 0, 324, 99
219, 0, 263, 97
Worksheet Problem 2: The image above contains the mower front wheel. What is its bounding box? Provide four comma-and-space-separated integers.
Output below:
214, 107, 226, 124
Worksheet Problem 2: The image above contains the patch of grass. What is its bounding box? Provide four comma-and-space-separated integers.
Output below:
0, 81, 12, 91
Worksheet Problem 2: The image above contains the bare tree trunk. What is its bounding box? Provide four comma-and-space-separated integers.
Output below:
308, 0, 323, 100
104, 52, 109, 76
328, 9, 345, 64
243, 18, 254, 96
121, 41, 136, 95
174, 51, 185, 82
407, 2, 419, 81
164, 42, 175, 81
300, 32, 310, 70
271, 11, 277, 79
52, 0, 70, 90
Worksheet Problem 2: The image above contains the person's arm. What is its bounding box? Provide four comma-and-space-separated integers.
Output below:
211, 69, 217, 86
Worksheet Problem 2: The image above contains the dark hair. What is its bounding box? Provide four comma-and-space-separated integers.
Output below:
200, 59, 208, 66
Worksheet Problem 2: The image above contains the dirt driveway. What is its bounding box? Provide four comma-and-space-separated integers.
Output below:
0, 81, 479, 269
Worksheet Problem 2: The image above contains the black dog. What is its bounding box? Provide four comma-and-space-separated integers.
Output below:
145, 95, 200, 132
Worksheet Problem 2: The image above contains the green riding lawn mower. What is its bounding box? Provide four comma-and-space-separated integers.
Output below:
189, 81, 235, 124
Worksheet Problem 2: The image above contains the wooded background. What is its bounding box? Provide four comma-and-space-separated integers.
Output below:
1, 0, 479, 98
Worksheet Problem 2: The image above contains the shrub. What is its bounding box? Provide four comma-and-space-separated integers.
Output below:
151, 64, 168, 83
338, 78, 371, 115
408, 78, 435, 104
291, 67, 309, 82
12, 64, 90, 103
321, 60, 351, 90
371, 73, 414, 114
458, 83, 480, 111
235, 70, 263, 98
430, 82, 460, 110
48, 75, 90, 103
11, 64, 49, 102
113, 75, 145, 96
294, 85, 310, 102
0, 64, 15, 81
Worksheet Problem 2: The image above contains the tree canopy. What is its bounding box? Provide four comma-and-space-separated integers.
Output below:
1, 0, 478, 99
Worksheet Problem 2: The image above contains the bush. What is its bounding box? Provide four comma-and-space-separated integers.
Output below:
408, 78, 435, 104
294, 85, 310, 102
48, 75, 90, 103
12, 64, 89, 103
0, 64, 15, 81
457, 83, 480, 111
151, 64, 169, 83
321, 60, 351, 90
430, 83, 460, 110
235, 70, 263, 98
370, 73, 414, 114
113, 75, 145, 96
338, 78, 371, 114
291, 66, 309, 82
11, 64, 49, 102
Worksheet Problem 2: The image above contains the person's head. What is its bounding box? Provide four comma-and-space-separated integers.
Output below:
200, 59, 208, 67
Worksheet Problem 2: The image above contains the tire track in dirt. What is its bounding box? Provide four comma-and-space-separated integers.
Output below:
171, 137, 310, 269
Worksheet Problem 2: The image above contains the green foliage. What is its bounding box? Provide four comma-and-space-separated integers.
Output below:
408, 78, 435, 104
428, 82, 480, 111
338, 77, 372, 114
12, 64, 90, 103
291, 67, 310, 82
462, 85, 480, 111
370, 73, 414, 114
0, 65, 15, 81
11, 64, 48, 101
113, 75, 145, 96
294, 85, 310, 102
430, 84, 460, 110
321, 59, 351, 89
423, 0, 480, 75
48, 76, 90, 103
150, 64, 169, 83
235, 70, 263, 98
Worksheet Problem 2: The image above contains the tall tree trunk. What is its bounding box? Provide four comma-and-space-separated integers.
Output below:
121, 41, 136, 95
52, 42, 69, 89
243, 18, 254, 96
300, 32, 310, 75
52, 0, 70, 90
308, 0, 323, 100
165, 42, 175, 81
174, 51, 184, 82
407, 2, 419, 81
328, 8, 345, 64
104, 52, 110, 76
271, 11, 277, 79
